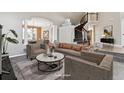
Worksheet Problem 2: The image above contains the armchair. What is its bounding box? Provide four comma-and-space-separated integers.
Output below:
26, 40, 46, 60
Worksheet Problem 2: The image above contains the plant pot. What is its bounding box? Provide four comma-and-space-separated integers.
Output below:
2, 53, 9, 57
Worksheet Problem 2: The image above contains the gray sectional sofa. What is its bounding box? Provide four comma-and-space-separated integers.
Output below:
55, 43, 113, 80
27, 41, 113, 80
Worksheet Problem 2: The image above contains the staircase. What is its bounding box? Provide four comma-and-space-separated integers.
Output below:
74, 13, 88, 44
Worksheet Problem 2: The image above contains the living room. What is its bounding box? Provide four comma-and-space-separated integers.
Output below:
1, 12, 124, 80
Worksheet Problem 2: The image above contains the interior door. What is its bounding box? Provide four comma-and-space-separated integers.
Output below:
121, 19, 124, 46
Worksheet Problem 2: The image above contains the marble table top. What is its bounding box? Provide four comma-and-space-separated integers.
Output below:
36, 52, 65, 63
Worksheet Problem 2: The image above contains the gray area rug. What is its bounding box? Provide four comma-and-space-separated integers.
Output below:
12, 59, 64, 80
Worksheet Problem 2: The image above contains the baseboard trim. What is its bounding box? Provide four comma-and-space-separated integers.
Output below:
10, 53, 26, 58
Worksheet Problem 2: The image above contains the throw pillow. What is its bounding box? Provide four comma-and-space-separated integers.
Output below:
62, 43, 72, 49
59, 43, 63, 48
72, 45, 82, 51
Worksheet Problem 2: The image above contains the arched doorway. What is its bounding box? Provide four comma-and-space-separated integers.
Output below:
22, 17, 57, 44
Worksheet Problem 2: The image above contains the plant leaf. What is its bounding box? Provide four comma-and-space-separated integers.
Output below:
1, 34, 5, 42
0, 24, 3, 29
10, 29, 18, 38
2, 34, 5, 37
6, 37, 19, 44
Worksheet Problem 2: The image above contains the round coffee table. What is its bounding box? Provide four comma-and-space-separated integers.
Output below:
36, 52, 65, 72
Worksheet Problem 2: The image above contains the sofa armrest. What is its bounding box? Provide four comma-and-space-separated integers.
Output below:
26, 43, 41, 59
26, 45, 31, 58
100, 55, 113, 71
30, 43, 40, 49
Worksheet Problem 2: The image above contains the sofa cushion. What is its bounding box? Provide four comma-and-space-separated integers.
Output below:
81, 51, 105, 65
33, 49, 45, 55
62, 43, 72, 49
55, 48, 81, 57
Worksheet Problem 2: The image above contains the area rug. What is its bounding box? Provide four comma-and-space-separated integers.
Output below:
13, 59, 64, 80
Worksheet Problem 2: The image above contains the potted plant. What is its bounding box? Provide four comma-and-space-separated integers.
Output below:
1, 25, 19, 56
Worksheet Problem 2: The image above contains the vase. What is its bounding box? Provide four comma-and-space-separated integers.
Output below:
2, 53, 9, 57
46, 48, 50, 55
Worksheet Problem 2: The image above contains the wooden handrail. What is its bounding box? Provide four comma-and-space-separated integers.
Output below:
80, 12, 88, 24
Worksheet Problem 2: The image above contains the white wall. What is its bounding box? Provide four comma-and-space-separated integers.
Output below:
95, 12, 121, 45
120, 13, 124, 46
0, 12, 84, 56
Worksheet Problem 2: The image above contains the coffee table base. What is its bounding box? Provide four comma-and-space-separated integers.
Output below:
37, 61, 63, 72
